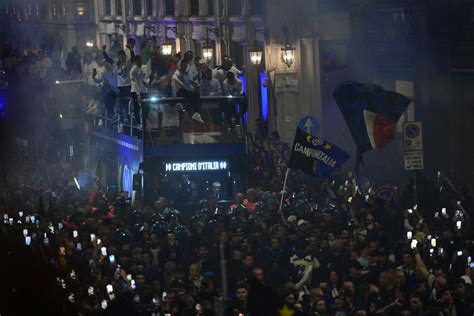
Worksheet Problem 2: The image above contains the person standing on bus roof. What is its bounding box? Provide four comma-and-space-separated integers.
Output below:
200, 68, 221, 97
102, 45, 132, 118
172, 60, 204, 123
222, 72, 243, 96
125, 38, 136, 62
130, 55, 150, 127
213, 56, 241, 84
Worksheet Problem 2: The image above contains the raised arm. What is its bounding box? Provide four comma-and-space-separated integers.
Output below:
102, 46, 114, 64
323, 181, 336, 199
413, 248, 429, 279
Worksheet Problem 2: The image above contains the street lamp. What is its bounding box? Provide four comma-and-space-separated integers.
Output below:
161, 42, 173, 56
249, 30, 265, 66
162, 26, 177, 56
249, 46, 263, 66
202, 44, 214, 62
281, 26, 295, 68
202, 27, 218, 63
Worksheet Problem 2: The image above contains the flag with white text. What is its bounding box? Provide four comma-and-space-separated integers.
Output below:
288, 128, 350, 178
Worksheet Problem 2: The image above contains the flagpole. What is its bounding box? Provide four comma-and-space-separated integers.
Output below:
445, 177, 459, 194
279, 168, 290, 211
219, 239, 228, 301
413, 171, 418, 206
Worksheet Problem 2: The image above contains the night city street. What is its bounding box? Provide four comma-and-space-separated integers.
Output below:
0, 1, 473, 315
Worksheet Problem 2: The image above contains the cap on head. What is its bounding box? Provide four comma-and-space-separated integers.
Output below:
297, 219, 309, 226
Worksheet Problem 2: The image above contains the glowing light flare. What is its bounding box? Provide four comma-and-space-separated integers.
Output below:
281, 44, 295, 68
73, 177, 80, 190
161, 43, 173, 56
249, 46, 263, 66
202, 45, 213, 62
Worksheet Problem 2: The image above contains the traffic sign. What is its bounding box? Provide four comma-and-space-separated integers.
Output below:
403, 122, 423, 151
404, 150, 424, 170
405, 124, 420, 138
298, 116, 320, 136
403, 122, 423, 170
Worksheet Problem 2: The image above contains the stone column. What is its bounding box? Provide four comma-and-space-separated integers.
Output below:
244, 44, 261, 135
298, 37, 322, 133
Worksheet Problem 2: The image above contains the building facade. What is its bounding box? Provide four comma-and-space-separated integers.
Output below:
266, 0, 474, 189
94, 0, 265, 133
0, 0, 97, 59
2, 0, 473, 189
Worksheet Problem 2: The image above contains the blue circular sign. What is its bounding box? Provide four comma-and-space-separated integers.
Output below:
405, 124, 420, 139
298, 116, 320, 136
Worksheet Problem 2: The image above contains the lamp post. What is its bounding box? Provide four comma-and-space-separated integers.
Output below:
281, 26, 295, 68
249, 29, 265, 66
202, 44, 213, 62
162, 26, 177, 56
161, 42, 173, 56
202, 27, 218, 63
249, 46, 263, 66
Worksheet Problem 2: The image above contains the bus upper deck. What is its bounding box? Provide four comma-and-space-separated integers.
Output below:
53, 80, 248, 148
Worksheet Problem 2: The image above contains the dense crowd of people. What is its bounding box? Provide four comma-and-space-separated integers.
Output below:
1, 40, 474, 316
0, 135, 473, 315
0, 37, 246, 132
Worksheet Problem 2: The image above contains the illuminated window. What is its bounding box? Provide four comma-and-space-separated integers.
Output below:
133, 0, 142, 16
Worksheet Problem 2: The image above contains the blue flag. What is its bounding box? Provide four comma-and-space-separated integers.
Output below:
288, 128, 350, 178
333, 81, 411, 154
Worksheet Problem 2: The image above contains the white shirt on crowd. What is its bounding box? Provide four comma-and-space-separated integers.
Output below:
187, 63, 201, 84
130, 64, 150, 94
222, 77, 243, 96
83, 61, 100, 86
33, 57, 53, 79
213, 66, 242, 83
125, 47, 134, 62
171, 69, 194, 97
117, 60, 133, 87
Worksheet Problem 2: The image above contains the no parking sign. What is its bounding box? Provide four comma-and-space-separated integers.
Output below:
403, 122, 423, 151
403, 122, 424, 170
